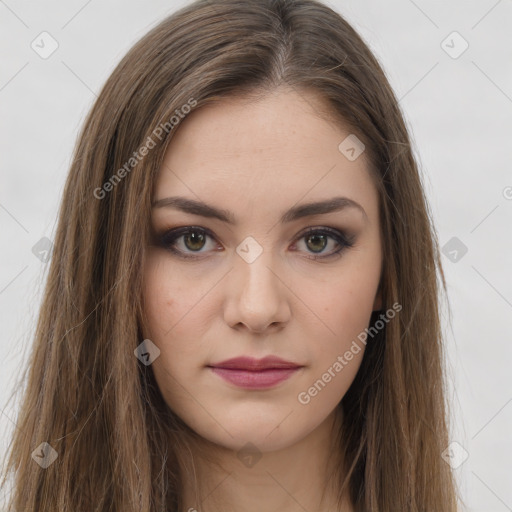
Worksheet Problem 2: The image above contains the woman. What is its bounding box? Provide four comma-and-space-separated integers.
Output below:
1, 0, 461, 510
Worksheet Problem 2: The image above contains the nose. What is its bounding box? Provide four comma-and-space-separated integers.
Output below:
223, 248, 291, 334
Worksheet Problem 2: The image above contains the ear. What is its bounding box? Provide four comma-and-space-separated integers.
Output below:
372, 285, 383, 311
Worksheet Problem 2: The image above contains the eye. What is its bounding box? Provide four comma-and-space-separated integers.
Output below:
155, 225, 355, 261
291, 226, 355, 261
157, 226, 219, 259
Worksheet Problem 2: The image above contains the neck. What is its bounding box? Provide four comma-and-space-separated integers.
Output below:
176, 406, 354, 512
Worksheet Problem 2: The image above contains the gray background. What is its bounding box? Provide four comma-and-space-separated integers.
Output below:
1, 1, 511, 510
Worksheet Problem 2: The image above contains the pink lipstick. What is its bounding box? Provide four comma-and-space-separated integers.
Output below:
207, 356, 302, 389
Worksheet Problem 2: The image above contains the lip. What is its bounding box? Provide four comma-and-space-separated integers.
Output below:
207, 356, 303, 390
208, 356, 302, 371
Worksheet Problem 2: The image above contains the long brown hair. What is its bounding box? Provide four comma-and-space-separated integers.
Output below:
1, 0, 461, 510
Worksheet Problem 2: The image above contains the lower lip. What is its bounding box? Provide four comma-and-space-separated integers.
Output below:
208, 367, 300, 389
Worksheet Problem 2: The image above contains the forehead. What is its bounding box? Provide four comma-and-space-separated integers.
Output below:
154, 88, 378, 222
163, 88, 352, 161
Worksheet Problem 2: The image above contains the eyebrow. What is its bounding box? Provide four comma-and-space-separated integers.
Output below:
151, 195, 368, 224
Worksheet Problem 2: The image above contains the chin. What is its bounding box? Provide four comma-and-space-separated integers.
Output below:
194, 417, 310, 455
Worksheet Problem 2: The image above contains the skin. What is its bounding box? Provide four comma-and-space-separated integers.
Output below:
142, 86, 382, 512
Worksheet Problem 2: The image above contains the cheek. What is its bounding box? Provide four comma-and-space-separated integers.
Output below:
292, 285, 373, 414
302, 268, 379, 343
142, 253, 197, 337
142, 253, 213, 396
293, 258, 380, 397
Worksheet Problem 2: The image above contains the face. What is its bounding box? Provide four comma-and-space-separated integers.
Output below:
142, 87, 382, 453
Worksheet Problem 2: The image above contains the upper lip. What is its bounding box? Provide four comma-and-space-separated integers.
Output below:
207, 356, 302, 371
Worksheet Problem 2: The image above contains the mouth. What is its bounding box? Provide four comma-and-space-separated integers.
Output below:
207, 367, 302, 389
206, 356, 303, 389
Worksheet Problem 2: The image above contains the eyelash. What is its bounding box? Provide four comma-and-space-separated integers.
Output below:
156, 225, 355, 262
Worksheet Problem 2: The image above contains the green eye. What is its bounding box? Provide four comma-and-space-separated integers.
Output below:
158, 226, 216, 258
305, 233, 328, 253
182, 231, 207, 251
157, 225, 354, 261
293, 227, 354, 261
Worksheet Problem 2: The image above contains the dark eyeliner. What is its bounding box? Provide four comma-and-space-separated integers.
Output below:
156, 225, 355, 260
157, 226, 215, 259
295, 226, 355, 261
